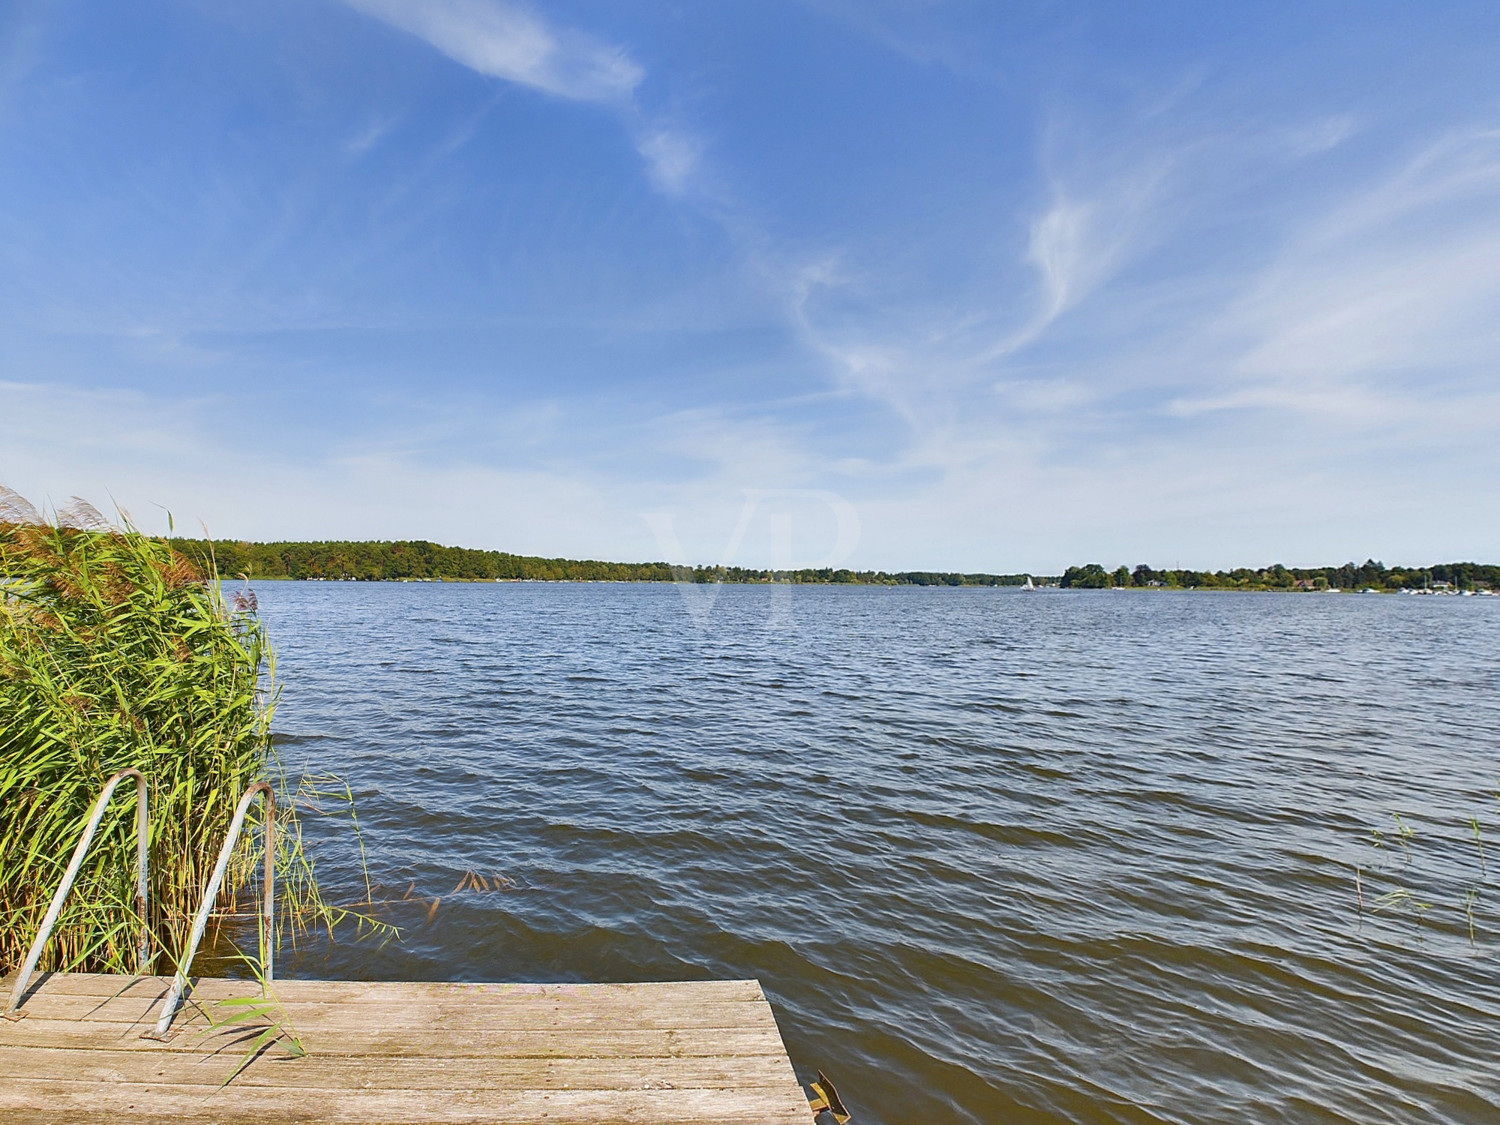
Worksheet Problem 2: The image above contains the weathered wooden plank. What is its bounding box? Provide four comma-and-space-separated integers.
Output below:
11, 991, 782, 1030
0, 1079, 812, 1124
7, 972, 766, 1003
0, 1045, 796, 1090
0, 971, 811, 1124
0, 1020, 791, 1058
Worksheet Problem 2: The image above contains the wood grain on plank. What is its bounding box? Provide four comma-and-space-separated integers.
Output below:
0, 1046, 795, 1089
6, 1003, 773, 1031
8, 972, 766, 1002
11, 1002, 780, 1038
0, 1080, 811, 1124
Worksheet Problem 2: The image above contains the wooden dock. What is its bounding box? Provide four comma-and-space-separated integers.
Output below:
0, 972, 812, 1124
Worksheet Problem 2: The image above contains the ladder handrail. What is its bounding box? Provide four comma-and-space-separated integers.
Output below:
4, 768, 150, 1018
148, 781, 274, 1038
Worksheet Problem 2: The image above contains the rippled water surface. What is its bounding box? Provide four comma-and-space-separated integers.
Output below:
257, 583, 1500, 1124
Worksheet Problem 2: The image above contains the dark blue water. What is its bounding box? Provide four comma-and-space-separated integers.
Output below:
255, 583, 1500, 1124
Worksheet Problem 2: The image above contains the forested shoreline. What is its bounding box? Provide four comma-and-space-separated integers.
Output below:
162, 538, 1500, 591
167, 537, 1029, 585
1057, 561, 1499, 591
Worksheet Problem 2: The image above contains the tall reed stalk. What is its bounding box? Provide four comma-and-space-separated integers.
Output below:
0, 489, 354, 977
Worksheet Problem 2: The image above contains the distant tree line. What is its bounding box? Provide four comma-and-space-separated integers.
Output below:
158, 538, 1498, 591
166, 539, 1034, 586
1059, 560, 1500, 591
693, 566, 1029, 586
170, 539, 678, 582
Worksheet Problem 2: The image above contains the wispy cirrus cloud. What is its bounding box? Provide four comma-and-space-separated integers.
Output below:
343, 0, 640, 102
343, 0, 700, 194
982, 172, 1166, 362
1176, 127, 1500, 417
635, 128, 702, 195
775, 131, 1175, 429
749, 105, 1500, 553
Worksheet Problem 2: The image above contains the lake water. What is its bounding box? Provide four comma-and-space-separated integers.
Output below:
254, 582, 1500, 1124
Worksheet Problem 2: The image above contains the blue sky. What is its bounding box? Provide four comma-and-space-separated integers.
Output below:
3, 1, 1500, 571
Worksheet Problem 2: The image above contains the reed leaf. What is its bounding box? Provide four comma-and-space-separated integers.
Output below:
1, 494, 384, 977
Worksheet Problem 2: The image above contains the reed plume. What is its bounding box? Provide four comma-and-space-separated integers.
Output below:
0, 490, 368, 977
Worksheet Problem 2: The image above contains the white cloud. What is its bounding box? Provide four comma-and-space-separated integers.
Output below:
974, 153, 1172, 365
1231, 232, 1500, 383
344, 0, 640, 103
1315, 128, 1500, 244
1280, 114, 1358, 158
771, 135, 1172, 441
1027, 197, 1096, 320
344, 0, 702, 194
636, 128, 701, 195
1180, 128, 1500, 414
342, 114, 400, 158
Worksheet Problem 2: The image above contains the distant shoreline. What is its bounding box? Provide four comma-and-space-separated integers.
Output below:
241, 575, 1491, 595
164, 537, 1499, 594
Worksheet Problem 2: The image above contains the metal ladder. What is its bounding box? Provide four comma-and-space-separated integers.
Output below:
3, 773, 277, 1038
3, 768, 150, 1019
148, 781, 275, 1037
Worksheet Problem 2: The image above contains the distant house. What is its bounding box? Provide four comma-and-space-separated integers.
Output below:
1294, 579, 1318, 590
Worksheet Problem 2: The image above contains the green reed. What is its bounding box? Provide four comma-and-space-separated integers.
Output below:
0, 492, 377, 978
1358, 803, 1497, 947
